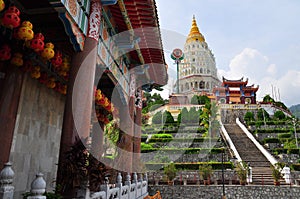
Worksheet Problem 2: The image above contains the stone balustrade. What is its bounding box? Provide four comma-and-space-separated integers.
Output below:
0, 163, 149, 199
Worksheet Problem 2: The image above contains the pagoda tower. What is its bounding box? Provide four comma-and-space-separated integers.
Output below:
176, 16, 220, 97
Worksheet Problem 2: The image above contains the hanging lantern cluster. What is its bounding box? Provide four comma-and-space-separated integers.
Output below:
54, 82, 67, 95
17, 21, 34, 41
0, 44, 11, 61
30, 66, 41, 79
56, 57, 70, 80
51, 50, 63, 69
46, 77, 56, 89
0, 5, 68, 95
41, 42, 55, 60
94, 89, 116, 114
10, 52, 23, 66
1, 6, 21, 29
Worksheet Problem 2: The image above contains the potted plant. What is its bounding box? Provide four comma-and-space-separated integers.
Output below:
235, 161, 248, 185
271, 163, 283, 186
163, 162, 177, 185
199, 164, 213, 185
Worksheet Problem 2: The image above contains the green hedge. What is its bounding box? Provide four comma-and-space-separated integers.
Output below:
254, 129, 292, 134
145, 162, 234, 171
278, 133, 292, 139
290, 164, 300, 171
148, 137, 219, 143
141, 148, 224, 154
262, 138, 280, 144
141, 143, 153, 150
272, 148, 288, 154
152, 134, 173, 139
287, 148, 300, 154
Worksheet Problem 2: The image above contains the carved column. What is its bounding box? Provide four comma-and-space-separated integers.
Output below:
56, 0, 102, 195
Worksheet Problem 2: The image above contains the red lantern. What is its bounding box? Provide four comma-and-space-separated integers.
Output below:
1, 6, 20, 29
46, 77, 56, 89
51, 50, 62, 69
0, 0, 5, 12
41, 42, 55, 60
17, 21, 34, 41
0, 44, 11, 61
61, 57, 70, 71
10, 52, 23, 66
30, 66, 41, 79
39, 72, 48, 84
30, 33, 44, 52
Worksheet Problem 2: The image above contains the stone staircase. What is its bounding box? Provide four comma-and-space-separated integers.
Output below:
224, 124, 280, 185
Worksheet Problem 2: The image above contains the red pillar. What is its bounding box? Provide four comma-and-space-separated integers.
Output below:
0, 66, 24, 168
115, 74, 135, 173
56, 0, 102, 190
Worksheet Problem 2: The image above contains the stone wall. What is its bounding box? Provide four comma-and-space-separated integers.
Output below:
9, 75, 65, 198
149, 185, 300, 199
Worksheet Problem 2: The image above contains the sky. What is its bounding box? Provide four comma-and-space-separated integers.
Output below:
154, 0, 300, 107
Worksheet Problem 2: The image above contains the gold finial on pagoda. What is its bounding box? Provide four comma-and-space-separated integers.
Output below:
187, 15, 205, 43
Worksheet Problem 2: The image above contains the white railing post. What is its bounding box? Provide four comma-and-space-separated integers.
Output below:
28, 173, 46, 199
100, 177, 110, 199
0, 162, 14, 199
116, 173, 123, 199
133, 173, 138, 199
124, 173, 131, 199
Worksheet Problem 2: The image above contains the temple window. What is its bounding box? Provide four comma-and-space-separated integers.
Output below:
200, 81, 205, 89
200, 68, 203, 73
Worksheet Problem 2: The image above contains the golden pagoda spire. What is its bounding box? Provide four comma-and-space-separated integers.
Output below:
186, 15, 205, 43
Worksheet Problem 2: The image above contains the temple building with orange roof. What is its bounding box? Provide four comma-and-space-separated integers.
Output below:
213, 77, 259, 104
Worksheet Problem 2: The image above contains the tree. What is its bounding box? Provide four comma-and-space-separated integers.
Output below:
274, 110, 286, 120
164, 162, 177, 182
199, 95, 210, 105
191, 95, 199, 104
152, 111, 162, 124
163, 111, 174, 124
189, 107, 200, 123
180, 107, 189, 124
257, 108, 270, 121
142, 92, 166, 113
263, 94, 275, 103
244, 111, 255, 124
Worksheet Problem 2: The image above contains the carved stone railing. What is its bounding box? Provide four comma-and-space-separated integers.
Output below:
91, 172, 148, 199
0, 162, 149, 199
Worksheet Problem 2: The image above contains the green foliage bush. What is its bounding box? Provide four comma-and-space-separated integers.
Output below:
152, 134, 173, 139
262, 138, 280, 144
290, 164, 300, 171
145, 162, 233, 171
141, 143, 153, 150
141, 148, 224, 154
278, 133, 292, 139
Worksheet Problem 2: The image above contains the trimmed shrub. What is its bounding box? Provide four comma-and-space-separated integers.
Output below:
290, 164, 300, 171
278, 133, 292, 139
263, 138, 280, 144
145, 162, 233, 171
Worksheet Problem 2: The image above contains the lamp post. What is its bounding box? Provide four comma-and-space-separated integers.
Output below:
171, 49, 184, 94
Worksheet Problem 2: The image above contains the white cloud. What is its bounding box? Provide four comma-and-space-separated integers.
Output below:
218, 48, 300, 106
